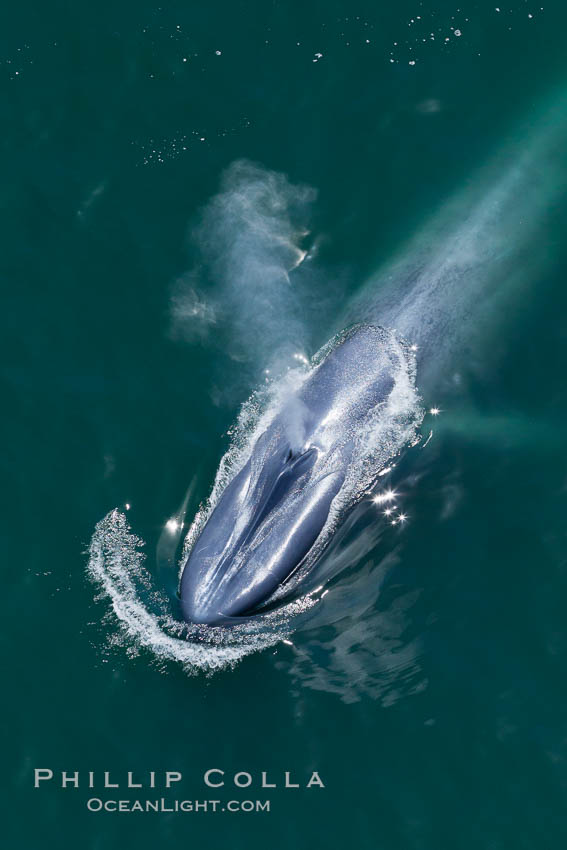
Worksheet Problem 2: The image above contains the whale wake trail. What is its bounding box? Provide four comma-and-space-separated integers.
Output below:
343, 95, 567, 380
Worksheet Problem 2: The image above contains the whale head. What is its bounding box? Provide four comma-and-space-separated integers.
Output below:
180, 425, 347, 624
179, 325, 404, 625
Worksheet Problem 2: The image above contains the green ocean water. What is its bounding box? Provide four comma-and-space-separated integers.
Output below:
4, 1, 567, 848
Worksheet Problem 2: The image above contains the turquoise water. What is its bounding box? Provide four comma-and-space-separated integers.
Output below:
5, 1, 567, 847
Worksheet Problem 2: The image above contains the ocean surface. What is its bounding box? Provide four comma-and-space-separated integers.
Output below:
4, 1, 567, 848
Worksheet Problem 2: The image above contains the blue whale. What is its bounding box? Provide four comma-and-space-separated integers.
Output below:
180, 325, 402, 625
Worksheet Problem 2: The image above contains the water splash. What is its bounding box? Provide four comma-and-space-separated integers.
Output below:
87, 509, 320, 675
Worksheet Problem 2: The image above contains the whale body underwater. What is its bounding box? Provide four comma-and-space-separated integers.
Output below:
180, 324, 414, 625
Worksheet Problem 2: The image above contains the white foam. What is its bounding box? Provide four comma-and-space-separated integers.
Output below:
87, 509, 320, 675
